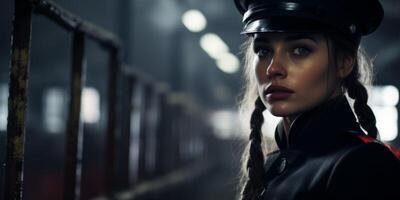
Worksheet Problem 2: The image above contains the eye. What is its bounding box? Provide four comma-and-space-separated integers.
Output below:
254, 47, 273, 58
292, 47, 312, 57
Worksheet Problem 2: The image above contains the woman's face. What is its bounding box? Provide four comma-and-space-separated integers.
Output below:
253, 33, 341, 118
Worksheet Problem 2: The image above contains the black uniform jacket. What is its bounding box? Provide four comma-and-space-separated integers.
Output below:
262, 96, 400, 200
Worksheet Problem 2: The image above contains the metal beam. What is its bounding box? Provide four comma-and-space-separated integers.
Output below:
4, 0, 32, 199
63, 31, 86, 200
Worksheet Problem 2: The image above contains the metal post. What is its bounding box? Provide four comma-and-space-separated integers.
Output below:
154, 92, 168, 175
168, 103, 180, 170
146, 90, 159, 179
137, 85, 151, 181
119, 75, 135, 188
174, 104, 183, 168
4, 0, 32, 199
63, 31, 86, 200
104, 48, 120, 196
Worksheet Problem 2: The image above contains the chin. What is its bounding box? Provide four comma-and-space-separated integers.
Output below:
267, 104, 298, 117
267, 100, 320, 118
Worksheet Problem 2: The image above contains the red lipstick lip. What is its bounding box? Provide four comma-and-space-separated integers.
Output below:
264, 85, 294, 95
264, 85, 294, 101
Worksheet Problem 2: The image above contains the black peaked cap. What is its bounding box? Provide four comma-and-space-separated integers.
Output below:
234, 0, 384, 44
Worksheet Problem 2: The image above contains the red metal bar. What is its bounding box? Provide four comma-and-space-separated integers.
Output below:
4, 0, 32, 199
63, 31, 86, 200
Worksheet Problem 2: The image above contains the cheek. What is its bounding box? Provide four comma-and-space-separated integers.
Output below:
292, 59, 333, 106
298, 68, 328, 93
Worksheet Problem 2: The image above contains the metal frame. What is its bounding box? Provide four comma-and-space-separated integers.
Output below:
5, 0, 214, 199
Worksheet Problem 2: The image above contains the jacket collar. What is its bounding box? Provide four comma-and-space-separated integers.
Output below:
274, 96, 363, 153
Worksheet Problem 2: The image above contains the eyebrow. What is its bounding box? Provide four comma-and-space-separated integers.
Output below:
254, 34, 318, 44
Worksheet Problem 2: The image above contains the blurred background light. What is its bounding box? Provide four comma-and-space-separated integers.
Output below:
239, 109, 279, 139
200, 33, 229, 59
216, 52, 240, 74
373, 106, 398, 141
81, 87, 100, 124
44, 87, 100, 134
369, 85, 399, 142
209, 110, 240, 139
0, 84, 8, 131
263, 111, 281, 139
369, 85, 399, 106
44, 88, 65, 134
382, 85, 399, 106
200, 33, 241, 74
182, 9, 207, 32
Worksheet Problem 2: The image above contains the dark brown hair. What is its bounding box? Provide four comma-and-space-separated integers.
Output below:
237, 33, 378, 200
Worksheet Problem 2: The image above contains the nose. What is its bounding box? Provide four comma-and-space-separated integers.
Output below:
266, 53, 287, 80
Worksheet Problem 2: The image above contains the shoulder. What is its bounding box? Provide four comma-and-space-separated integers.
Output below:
334, 141, 399, 167
327, 142, 400, 199
331, 142, 400, 176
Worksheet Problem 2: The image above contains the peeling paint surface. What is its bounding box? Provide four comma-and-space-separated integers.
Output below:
4, 1, 32, 199
13, 136, 23, 160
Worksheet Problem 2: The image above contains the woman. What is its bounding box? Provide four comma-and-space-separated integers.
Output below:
234, 0, 400, 200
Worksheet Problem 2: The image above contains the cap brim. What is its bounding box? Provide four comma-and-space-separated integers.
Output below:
241, 17, 330, 35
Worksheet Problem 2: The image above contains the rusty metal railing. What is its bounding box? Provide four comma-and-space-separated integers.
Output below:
63, 31, 86, 200
5, 0, 215, 200
5, 1, 33, 199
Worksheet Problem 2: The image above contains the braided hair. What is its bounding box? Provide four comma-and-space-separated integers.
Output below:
240, 97, 266, 200
331, 36, 379, 138
345, 72, 378, 138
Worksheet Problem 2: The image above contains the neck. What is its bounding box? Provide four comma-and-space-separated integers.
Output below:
281, 93, 344, 145
282, 115, 297, 143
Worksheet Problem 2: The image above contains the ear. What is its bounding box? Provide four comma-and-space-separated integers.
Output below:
336, 53, 355, 78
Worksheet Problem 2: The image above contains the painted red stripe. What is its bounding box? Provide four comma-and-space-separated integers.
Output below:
356, 135, 400, 159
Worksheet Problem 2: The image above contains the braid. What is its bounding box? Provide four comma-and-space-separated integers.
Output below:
345, 65, 378, 138
241, 97, 266, 200
329, 34, 379, 139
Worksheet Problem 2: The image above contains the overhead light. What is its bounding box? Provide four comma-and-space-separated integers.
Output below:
82, 87, 100, 124
216, 52, 240, 74
182, 9, 207, 32
199, 33, 229, 59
